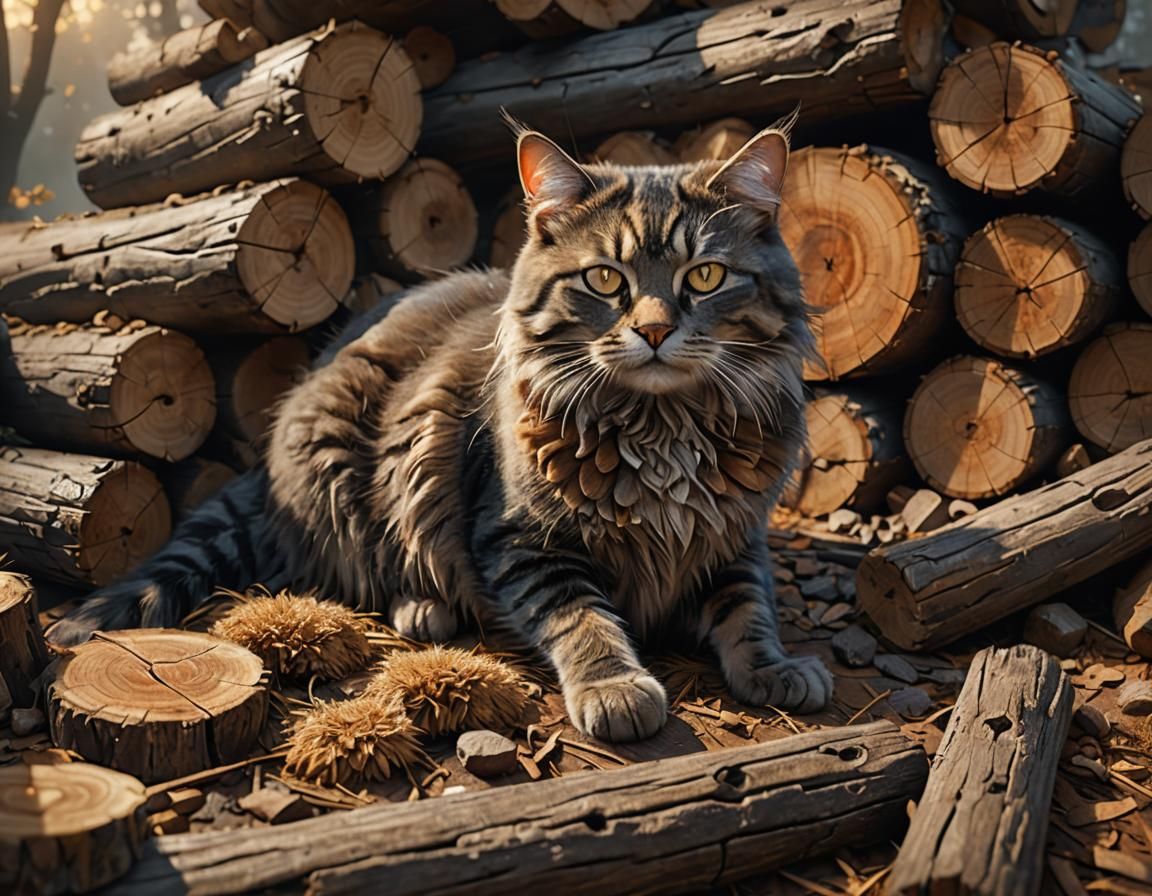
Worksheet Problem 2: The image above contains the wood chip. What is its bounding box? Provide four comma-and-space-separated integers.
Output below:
1067, 797, 1138, 827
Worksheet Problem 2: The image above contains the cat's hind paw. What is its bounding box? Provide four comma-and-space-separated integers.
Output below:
390, 596, 458, 643
729, 654, 833, 714
566, 673, 667, 743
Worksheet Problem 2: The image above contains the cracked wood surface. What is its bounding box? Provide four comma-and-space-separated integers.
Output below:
105, 721, 926, 895
1069, 322, 1152, 454
858, 438, 1152, 651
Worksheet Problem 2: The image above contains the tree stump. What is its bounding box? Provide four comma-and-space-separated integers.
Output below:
401, 26, 455, 89
889, 645, 1074, 896
1123, 111, 1152, 220
48, 630, 268, 785
674, 117, 755, 163
777, 145, 966, 381
489, 189, 527, 270
0, 573, 50, 707
590, 132, 677, 166
930, 42, 1140, 199
0, 180, 354, 334
954, 215, 1123, 358
0, 321, 216, 462
356, 159, 479, 280
1130, 223, 1152, 317
904, 356, 1069, 500
0, 762, 149, 895
209, 337, 309, 443
950, 0, 1077, 38
787, 388, 909, 517
163, 458, 238, 520
494, 0, 655, 37
1114, 557, 1152, 659
1069, 323, 1152, 454
107, 18, 269, 106
857, 438, 1152, 651
0, 447, 170, 587
77, 22, 422, 209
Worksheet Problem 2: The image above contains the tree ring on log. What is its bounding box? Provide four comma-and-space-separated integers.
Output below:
591, 132, 676, 166
235, 180, 355, 332
1123, 112, 1152, 220
674, 118, 755, 163
955, 215, 1121, 358
299, 23, 422, 182
222, 337, 310, 442
1129, 223, 1152, 317
49, 630, 268, 784
1069, 323, 1152, 453
401, 27, 455, 89
78, 462, 171, 585
904, 356, 1068, 500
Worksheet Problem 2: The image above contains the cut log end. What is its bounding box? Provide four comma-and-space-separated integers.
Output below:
955, 215, 1122, 358
1130, 223, 1152, 317
164, 457, 237, 519
674, 117, 755, 163
342, 273, 404, 315
496, 0, 653, 33
905, 356, 1068, 500
0, 574, 50, 707
216, 336, 310, 443
402, 26, 455, 89
49, 630, 268, 784
0, 762, 148, 895
1123, 112, 1152, 220
79, 462, 172, 585
590, 131, 677, 166
1069, 323, 1152, 453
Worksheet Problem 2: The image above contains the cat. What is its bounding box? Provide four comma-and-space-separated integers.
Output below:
49, 116, 833, 743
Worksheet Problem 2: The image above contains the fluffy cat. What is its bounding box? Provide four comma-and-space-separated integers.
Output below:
50, 117, 833, 742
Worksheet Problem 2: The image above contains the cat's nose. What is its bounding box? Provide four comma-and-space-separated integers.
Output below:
634, 323, 676, 349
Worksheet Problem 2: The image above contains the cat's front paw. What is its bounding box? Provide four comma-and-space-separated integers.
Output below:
390, 596, 457, 643
566, 673, 667, 743
728, 655, 833, 714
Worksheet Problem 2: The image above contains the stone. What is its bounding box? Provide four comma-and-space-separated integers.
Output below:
793, 557, 820, 578
874, 654, 919, 684
831, 625, 878, 668
820, 603, 855, 627
888, 687, 933, 718
1023, 603, 1087, 658
776, 584, 805, 611
1073, 703, 1111, 739
1117, 681, 1152, 716
799, 575, 840, 602
9, 707, 45, 738
457, 730, 518, 778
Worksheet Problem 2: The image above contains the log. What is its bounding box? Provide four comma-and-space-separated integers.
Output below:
950, 0, 1077, 38
777, 145, 967, 381
1113, 557, 1152, 659
954, 215, 1123, 358
489, 188, 526, 269
857, 437, 1152, 651
889, 645, 1074, 896
589, 131, 677, 166
0, 762, 149, 895
0, 321, 217, 462
164, 458, 238, 519
48, 630, 269, 785
0, 180, 354, 334
787, 388, 909, 517
209, 336, 309, 443
930, 42, 1141, 199
904, 356, 1069, 500
354, 159, 479, 280
342, 273, 404, 315
1071, 0, 1126, 53
106, 18, 269, 106
401, 26, 454, 89
76, 22, 422, 210
198, 0, 253, 26
1122, 111, 1152, 220
1130, 223, 1152, 317
0, 446, 171, 587
0, 573, 50, 707
494, 0, 655, 39
105, 720, 926, 895
1068, 323, 1152, 454
674, 117, 755, 163
420, 0, 951, 166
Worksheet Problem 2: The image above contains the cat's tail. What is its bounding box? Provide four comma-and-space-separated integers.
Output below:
48, 470, 279, 646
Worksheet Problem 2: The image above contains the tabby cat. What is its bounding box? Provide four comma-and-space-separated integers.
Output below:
50, 117, 832, 743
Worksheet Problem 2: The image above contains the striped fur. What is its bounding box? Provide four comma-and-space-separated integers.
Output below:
52, 122, 832, 741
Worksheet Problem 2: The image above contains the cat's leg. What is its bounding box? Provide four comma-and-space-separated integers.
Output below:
698, 537, 833, 713
390, 595, 458, 642
477, 522, 666, 742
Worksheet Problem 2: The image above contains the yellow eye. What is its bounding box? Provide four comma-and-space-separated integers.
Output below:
583, 266, 624, 296
686, 262, 727, 294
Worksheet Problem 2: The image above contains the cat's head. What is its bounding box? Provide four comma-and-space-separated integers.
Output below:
500, 115, 811, 422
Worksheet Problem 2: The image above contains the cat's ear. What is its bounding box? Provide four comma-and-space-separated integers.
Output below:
516, 131, 591, 232
705, 109, 797, 217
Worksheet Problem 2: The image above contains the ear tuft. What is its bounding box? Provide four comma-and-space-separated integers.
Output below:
705, 108, 797, 216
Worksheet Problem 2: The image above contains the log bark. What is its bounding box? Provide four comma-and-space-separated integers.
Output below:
0, 573, 50, 707
778, 145, 967, 381
1068, 322, 1152, 454
589, 131, 677, 166
1130, 223, 1152, 317
1123, 110, 1152, 220
950, 0, 1077, 38
0, 762, 149, 896
0, 446, 171, 588
674, 117, 754, 163
107, 19, 268, 106
1114, 557, 1152, 659
0, 180, 354, 334
954, 215, 1123, 358
494, 0, 655, 38
788, 388, 909, 517
857, 437, 1152, 651
48, 630, 269, 785
209, 336, 308, 443
352, 159, 479, 280
401, 26, 454, 89
930, 42, 1141, 199
164, 457, 237, 520
76, 22, 422, 210
106, 720, 926, 895
889, 645, 1074, 896
904, 356, 1069, 500
0, 320, 217, 462
420, 0, 950, 166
